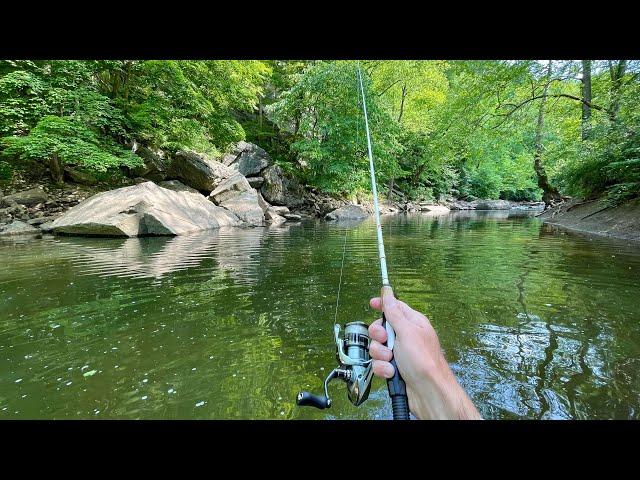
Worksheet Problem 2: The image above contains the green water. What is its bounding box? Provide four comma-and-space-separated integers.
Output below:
1, 211, 639, 419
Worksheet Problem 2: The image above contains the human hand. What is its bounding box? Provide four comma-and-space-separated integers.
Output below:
368, 291, 481, 420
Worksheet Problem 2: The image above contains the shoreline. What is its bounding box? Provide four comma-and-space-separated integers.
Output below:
538, 197, 640, 244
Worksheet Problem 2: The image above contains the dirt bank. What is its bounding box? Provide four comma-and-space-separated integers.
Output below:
538, 197, 640, 243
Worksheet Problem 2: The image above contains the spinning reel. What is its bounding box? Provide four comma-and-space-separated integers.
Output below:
296, 321, 374, 410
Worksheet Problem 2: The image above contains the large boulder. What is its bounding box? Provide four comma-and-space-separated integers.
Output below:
51, 182, 240, 237
261, 165, 305, 207
131, 144, 170, 181
1, 187, 48, 207
209, 174, 251, 204
168, 150, 234, 192
158, 180, 201, 195
220, 141, 271, 177
0, 220, 41, 237
217, 189, 264, 227
325, 204, 369, 221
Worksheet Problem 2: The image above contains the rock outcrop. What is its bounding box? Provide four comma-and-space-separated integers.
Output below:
1, 187, 49, 207
131, 144, 170, 182
158, 180, 201, 195
261, 165, 305, 207
51, 181, 240, 237
221, 141, 271, 177
217, 189, 264, 227
208, 175, 263, 226
168, 151, 234, 192
325, 204, 369, 221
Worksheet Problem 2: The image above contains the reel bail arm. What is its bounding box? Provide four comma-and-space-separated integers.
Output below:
296, 322, 373, 410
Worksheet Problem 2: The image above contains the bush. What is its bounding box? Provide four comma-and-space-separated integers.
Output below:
0, 160, 12, 181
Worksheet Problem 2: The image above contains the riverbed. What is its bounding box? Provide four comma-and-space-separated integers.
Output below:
1, 211, 639, 419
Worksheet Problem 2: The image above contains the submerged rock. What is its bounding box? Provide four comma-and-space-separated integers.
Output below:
168, 150, 234, 192
325, 204, 369, 221
51, 181, 240, 237
0, 220, 41, 237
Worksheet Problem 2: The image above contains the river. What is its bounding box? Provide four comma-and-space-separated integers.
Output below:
1, 210, 639, 419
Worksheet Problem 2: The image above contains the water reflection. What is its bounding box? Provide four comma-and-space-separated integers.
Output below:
0, 212, 639, 419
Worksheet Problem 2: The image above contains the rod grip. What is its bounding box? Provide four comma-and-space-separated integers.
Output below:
381, 286, 410, 420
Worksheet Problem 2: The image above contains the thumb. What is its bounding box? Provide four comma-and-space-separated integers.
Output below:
381, 287, 410, 337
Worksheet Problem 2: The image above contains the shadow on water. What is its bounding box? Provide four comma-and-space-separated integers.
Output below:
0, 211, 639, 419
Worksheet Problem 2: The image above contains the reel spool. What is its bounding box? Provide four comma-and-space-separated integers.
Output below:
296, 321, 374, 410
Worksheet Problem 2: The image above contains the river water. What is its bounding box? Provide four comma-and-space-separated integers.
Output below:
1, 211, 639, 419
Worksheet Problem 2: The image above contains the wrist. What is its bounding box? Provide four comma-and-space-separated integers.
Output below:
413, 354, 481, 420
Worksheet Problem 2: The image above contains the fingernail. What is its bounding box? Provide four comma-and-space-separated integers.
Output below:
384, 363, 395, 378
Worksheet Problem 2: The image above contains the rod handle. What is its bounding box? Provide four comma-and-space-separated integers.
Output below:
381, 286, 410, 420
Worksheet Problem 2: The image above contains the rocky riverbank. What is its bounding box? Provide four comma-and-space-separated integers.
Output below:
538, 197, 640, 242
0, 140, 546, 238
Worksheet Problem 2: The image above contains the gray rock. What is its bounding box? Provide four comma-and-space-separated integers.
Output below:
475, 200, 512, 210
27, 215, 60, 226
419, 204, 450, 214
0, 220, 41, 237
1, 187, 48, 207
217, 189, 264, 227
132, 145, 169, 181
209, 174, 251, 205
64, 167, 98, 186
168, 150, 234, 192
247, 176, 264, 188
325, 205, 369, 221
222, 141, 271, 177
261, 165, 305, 207
265, 209, 286, 226
256, 191, 271, 213
39, 221, 55, 233
271, 206, 290, 215
51, 181, 240, 237
283, 213, 302, 221
158, 180, 201, 195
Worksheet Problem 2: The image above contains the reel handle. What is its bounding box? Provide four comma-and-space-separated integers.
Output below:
296, 391, 330, 409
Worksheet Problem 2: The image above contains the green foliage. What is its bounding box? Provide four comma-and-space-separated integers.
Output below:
2, 116, 142, 172
268, 61, 402, 194
0, 160, 13, 180
0, 60, 270, 182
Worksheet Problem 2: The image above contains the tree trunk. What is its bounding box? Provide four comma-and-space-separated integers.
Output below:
608, 60, 627, 123
534, 61, 562, 205
388, 84, 408, 200
49, 154, 64, 185
581, 60, 592, 140
397, 84, 407, 123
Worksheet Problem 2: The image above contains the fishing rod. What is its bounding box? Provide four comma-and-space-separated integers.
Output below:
296, 62, 410, 420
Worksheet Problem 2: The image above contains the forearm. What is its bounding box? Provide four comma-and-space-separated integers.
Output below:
411, 357, 482, 420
